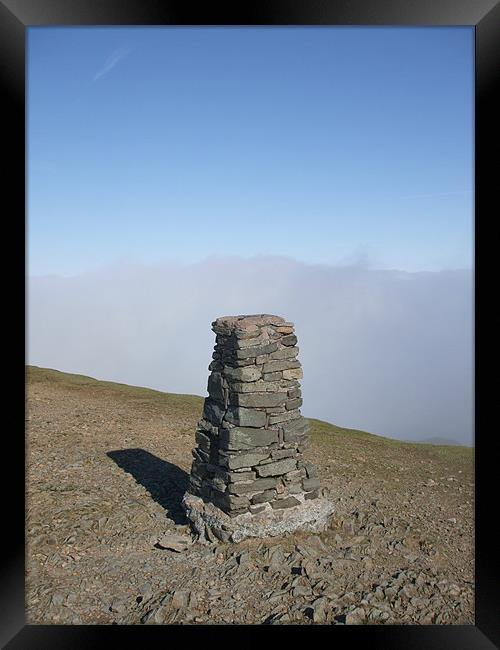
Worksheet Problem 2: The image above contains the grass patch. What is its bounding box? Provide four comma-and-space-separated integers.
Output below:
27, 366, 473, 463
26, 365, 204, 411
308, 417, 419, 448
307, 417, 473, 466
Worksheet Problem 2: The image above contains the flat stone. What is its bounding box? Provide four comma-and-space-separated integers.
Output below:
224, 406, 267, 428
268, 409, 301, 425
306, 463, 318, 478
227, 357, 257, 368
265, 405, 285, 414
212, 320, 233, 336
282, 415, 309, 432
258, 454, 282, 465
286, 397, 303, 410
257, 458, 298, 477
206, 475, 227, 491
281, 334, 298, 346
214, 314, 283, 329
249, 504, 266, 514
345, 607, 366, 625
233, 332, 268, 349
155, 531, 193, 552
287, 387, 301, 399
280, 378, 299, 389
191, 460, 210, 479
197, 418, 218, 434
283, 368, 303, 380
138, 583, 153, 602
223, 365, 262, 382
263, 372, 282, 381
207, 372, 224, 402
216, 314, 283, 328
283, 468, 307, 483
211, 489, 250, 511
251, 489, 276, 504
275, 326, 294, 334
228, 477, 277, 495
109, 598, 126, 614
262, 359, 301, 374
297, 461, 317, 478
271, 448, 297, 460
282, 417, 309, 442
202, 399, 225, 425
230, 392, 287, 408
194, 430, 211, 450
189, 475, 202, 489
271, 496, 301, 509
268, 347, 299, 361
232, 326, 262, 339
192, 448, 209, 463
235, 342, 278, 359
241, 314, 285, 326
310, 597, 329, 623
219, 427, 279, 450
275, 481, 286, 494
228, 379, 288, 393
292, 585, 312, 597
303, 477, 321, 491
216, 469, 256, 483
225, 451, 270, 470
225, 494, 251, 510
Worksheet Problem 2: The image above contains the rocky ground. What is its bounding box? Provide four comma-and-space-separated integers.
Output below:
26, 366, 474, 625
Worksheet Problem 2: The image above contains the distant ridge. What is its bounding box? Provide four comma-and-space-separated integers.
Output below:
411, 436, 471, 447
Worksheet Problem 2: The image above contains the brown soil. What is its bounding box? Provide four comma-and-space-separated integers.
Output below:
26, 366, 474, 625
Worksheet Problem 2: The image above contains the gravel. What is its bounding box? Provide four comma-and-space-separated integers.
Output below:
26, 367, 474, 625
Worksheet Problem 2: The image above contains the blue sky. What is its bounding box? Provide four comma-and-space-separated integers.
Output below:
27, 28, 474, 442
28, 27, 474, 276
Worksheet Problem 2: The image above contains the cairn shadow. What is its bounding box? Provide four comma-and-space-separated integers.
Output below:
107, 448, 190, 525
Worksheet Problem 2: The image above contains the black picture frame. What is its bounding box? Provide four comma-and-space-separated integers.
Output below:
5, 0, 499, 646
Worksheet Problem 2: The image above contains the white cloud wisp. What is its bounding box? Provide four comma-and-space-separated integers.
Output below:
93, 48, 130, 82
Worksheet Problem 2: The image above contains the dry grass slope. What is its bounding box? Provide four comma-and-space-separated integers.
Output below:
26, 365, 474, 625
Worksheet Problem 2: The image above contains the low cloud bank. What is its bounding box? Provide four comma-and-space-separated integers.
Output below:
28, 256, 473, 445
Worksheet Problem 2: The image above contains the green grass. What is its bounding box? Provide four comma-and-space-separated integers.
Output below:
26, 365, 204, 411
307, 416, 473, 473
307, 417, 426, 449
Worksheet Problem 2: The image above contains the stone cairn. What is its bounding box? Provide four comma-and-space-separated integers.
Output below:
182, 314, 334, 543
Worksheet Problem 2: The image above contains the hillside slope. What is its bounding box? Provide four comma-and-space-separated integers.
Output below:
26, 366, 474, 625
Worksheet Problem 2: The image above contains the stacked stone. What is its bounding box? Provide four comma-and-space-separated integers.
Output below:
187, 314, 321, 518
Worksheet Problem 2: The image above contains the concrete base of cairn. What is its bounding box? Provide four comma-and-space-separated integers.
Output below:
183, 491, 334, 544
183, 313, 334, 543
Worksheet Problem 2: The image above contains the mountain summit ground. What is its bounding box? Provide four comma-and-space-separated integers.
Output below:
26, 366, 473, 625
